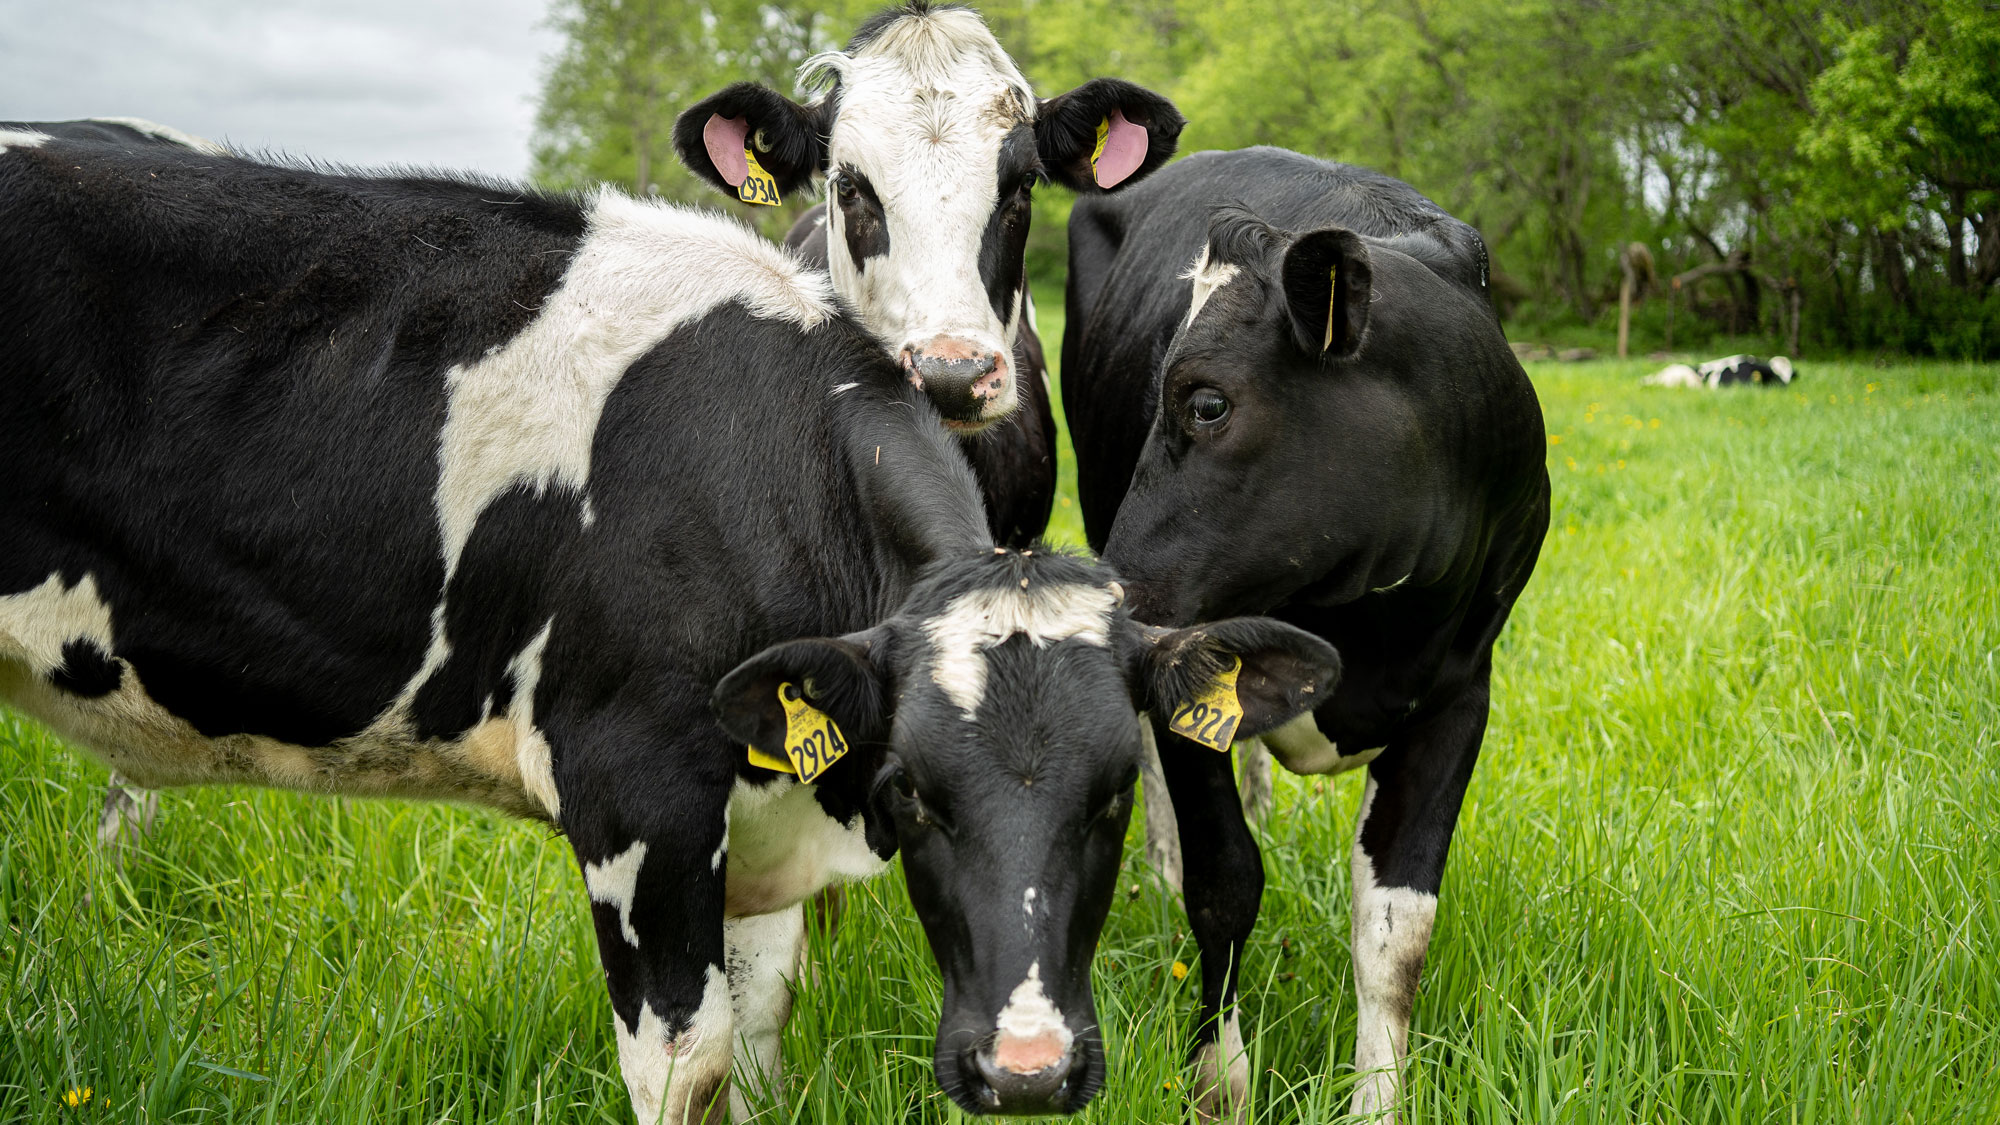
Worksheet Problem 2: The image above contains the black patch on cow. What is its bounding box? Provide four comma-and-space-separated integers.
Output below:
410, 482, 586, 741
833, 168, 891, 265
0, 139, 587, 746
51, 638, 121, 697
976, 124, 1039, 325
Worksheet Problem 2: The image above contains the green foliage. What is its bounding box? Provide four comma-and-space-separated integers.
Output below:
530, 1, 2000, 358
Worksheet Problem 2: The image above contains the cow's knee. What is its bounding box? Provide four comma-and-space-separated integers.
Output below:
724, 905, 805, 1119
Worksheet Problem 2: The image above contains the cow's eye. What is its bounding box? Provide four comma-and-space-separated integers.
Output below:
834, 174, 859, 205
1187, 388, 1231, 427
1017, 174, 1037, 197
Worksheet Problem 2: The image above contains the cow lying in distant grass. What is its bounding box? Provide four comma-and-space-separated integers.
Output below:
0, 129, 1338, 1122
1644, 354, 1797, 388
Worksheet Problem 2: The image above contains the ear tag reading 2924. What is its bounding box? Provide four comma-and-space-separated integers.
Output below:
1167, 655, 1245, 752
1090, 117, 1111, 182
746, 682, 848, 782
738, 148, 782, 207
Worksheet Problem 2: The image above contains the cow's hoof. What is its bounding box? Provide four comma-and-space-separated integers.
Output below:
1189, 1013, 1249, 1124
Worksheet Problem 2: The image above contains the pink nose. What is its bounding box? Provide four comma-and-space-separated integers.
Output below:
900, 335, 1011, 426
991, 1029, 1068, 1075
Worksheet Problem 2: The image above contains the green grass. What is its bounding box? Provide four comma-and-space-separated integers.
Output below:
6, 354, 1998, 1123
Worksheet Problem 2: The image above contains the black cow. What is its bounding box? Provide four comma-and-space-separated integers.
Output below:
0, 129, 1340, 1121
1063, 147, 1550, 1121
673, 1, 1183, 546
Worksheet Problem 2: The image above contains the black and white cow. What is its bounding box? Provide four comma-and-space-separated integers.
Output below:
1643, 354, 1796, 388
0, 130, 1340, 1121
673, 1, 1183, 545
1062, 148, 1550, 1121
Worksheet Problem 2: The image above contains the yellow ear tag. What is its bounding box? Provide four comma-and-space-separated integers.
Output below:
1167, 655, 1244, 752
1323, 264, 1338, 352
759, 682, 848, 782
738, 148, 782, 207
1090, 117, 1111, 180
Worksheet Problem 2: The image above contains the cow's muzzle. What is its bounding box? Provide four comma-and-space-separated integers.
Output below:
901, 336, 1013, 430
953, 1036, 1089, 1115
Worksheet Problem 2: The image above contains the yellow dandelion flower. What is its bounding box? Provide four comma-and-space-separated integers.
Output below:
1565, 457, 1578, 470
1163, 1078, 1179, 1091
1171, 961, 1189, 980
1547, 434, 1563, 445
1059, 496, 1072, 507
63, 1088, 93, 1109
1616, 460, 1626, 470
1648, 418, 1661, 428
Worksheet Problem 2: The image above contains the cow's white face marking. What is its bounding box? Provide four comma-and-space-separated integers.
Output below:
1349, 776, 1437, 1119
586, 840, 650, 948
1022, 886, 1036, 917
87, 117, 227, 155
804, 9, 1034, 372
992, 961, 1073, 1073
923, 582, 1116, 717
1182, 246, 1242, 326
724, 776, 887, 917
0, 128, 51, 152
616, 963, 733, 1125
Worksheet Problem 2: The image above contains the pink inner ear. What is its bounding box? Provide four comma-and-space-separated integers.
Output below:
703, 114, 751, 187
1094, 108, 1148, 188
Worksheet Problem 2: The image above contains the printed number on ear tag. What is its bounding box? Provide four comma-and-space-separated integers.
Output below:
1090, 117, 1111, 182
738, 148, 782, 207
1167, 655, 1244, 752
780, 682, 848, 782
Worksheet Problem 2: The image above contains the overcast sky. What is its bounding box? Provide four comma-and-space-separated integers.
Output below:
0, 0, 561, 178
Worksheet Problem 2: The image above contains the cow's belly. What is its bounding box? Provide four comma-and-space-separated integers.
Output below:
724, 778, 887, 918
0, 576, 556, 821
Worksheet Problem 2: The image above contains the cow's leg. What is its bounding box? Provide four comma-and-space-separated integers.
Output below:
723, 904, 805, 1121
1236, 738, 1273, 824
1154, 715, 1261, 1124
1347, 672, 1488, 1122
96, 773, 159, 860
1138, 717, 1184, 893
562, 753, 734, 1125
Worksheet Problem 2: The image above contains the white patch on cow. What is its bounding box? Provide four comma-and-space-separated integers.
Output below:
616, 963, 733, 1125
586, 840, 650, 948
923, 582, 1116, 717
1192, 1009, 1249, 1122
0, 128, 51, 152
1181, 246, 1242, 326
0, 573, 115, 678
1371, 573, 1412, 594
505, 620, 562, 820
711, 803, 730, 874
994, 961, 1072, 1067
724, 776, 887, 917
408, 193, 835, 712
88, 117, 227, 155
1642, 363, 1703, 388
801, 7, 1034, 377
1770, 355, 1795, 383
830, 381, 860, 396
1349, 776, 1437, 1122
1258, 710, 1383, 777
724, 905, 806, 1119
1023, 886, 1036, 917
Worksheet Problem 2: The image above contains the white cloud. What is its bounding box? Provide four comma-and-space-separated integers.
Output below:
0, 0, 560, 178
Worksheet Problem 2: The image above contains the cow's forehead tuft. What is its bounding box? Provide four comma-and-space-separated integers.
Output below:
803, 4, 1035, 134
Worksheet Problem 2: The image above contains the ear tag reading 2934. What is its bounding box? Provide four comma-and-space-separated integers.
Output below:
1090, 117, 1111, 182
1167, 654, 1244, 752
747, 682, 849, 782
738, 148, 782, 207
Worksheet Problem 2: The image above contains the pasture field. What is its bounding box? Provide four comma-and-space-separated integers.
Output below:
5, 342, 1998, 1123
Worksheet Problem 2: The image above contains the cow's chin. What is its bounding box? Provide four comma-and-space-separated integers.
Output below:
944, 416, 997, 436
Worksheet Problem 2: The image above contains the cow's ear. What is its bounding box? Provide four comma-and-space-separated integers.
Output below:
672, 82, 828, 200
1036, 78, 1184, 193
712, 629, 891, 761
1282, 228, 1373, 357
1127, 618, 1340, 740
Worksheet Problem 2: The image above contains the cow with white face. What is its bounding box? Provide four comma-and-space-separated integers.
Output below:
673, 1, 1183, 545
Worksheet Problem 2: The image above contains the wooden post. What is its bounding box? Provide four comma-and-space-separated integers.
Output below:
1788, 282, 1802, 357
1618, 271, 1634, 359
1667, 277, 1679, 351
